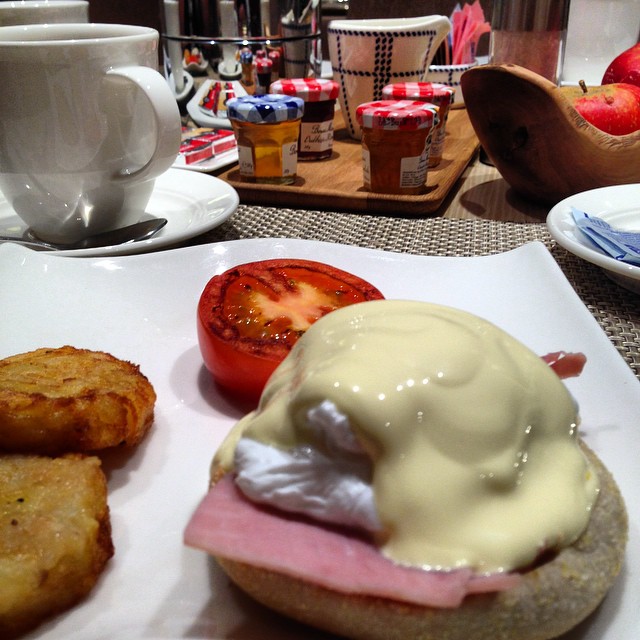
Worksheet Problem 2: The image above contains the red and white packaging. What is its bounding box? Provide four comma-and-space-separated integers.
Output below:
177, 127, 237, 166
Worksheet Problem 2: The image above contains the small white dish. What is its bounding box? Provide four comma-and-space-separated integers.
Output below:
184, 59, 209, 74
182, 47, 209, 74
0, 169, 238, 257
187, 79, 247, 129
546, 183, 640, 293
426, 60, 478, 107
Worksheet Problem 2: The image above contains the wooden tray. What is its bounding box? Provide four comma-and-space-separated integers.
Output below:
217, 108, 480, 216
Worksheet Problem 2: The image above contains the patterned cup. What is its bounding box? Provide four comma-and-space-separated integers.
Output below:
328, 15, 451, 140
425, 61, 479, 107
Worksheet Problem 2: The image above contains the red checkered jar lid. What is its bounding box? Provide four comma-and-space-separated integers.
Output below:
382, 82, 455, 101
270, 78, 340, 102
355, 100, 439, 130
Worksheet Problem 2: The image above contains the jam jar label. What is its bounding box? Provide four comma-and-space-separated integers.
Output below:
238, 142, 298, 177
430, 126, 446, 161
400, 151, 429, 188
300, 120, 334, 153
362, 148, 371, 187
237, 145, 255, 176
282, 141, 298, 176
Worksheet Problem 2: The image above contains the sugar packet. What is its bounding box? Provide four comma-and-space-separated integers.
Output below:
571, 207, 640, 266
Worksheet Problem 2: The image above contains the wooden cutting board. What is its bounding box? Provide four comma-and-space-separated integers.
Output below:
217, 108, 480, 217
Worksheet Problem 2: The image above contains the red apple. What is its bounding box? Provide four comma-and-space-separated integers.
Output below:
560, 80, 640, 135
602, 42, 640, 87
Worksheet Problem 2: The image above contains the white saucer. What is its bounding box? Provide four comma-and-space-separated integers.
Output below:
546, 183, 640, 293
0, 169, 239, 257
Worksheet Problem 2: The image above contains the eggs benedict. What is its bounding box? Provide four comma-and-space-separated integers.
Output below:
185, 300, 627, 640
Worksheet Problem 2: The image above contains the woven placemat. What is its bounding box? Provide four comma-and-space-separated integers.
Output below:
197, 207, 640, 378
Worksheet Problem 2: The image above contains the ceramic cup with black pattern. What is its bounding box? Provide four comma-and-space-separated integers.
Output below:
327, 16, 450, 140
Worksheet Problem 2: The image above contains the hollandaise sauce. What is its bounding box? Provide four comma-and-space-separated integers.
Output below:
216, 300, 599, 574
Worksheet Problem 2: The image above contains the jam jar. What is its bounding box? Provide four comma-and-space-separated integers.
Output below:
270, 78, 340, 160
382, 82, 454, 167
227, 94, 304, 185
355, 100, 439, 195
254, 57, 273, 95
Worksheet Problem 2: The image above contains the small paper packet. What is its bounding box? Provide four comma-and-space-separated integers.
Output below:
176, 127, 236, 166
571, 207, 640, 266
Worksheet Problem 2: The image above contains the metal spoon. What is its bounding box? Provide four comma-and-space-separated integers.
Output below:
0, 217, 168, 251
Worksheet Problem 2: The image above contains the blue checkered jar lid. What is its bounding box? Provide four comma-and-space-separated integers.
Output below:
226, 95, 304, 124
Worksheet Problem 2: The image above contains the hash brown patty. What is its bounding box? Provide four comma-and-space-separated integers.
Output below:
0, 454, 113, 638
0, 346, 156, 455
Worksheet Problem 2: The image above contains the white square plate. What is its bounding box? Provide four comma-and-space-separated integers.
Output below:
1, 238, 637, 639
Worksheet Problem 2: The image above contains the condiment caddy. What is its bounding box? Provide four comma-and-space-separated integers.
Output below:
217, 108, 480, 216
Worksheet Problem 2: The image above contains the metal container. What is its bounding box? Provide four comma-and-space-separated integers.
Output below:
161, 0, 322, 83
490, 0, 571, 84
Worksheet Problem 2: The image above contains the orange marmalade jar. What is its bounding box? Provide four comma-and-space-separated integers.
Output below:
382, 82, 454, 167
355, 100, 439, 195
227, 94, 304, 185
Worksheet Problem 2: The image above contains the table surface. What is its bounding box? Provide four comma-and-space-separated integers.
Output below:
185, 131, 640, 379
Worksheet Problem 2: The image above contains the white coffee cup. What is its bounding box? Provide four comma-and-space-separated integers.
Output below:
0, 1, 89, 26
0, 23, 181, 243
328, 16, 451, 139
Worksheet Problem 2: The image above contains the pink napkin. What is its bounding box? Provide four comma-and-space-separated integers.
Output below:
451, 1, 491, 65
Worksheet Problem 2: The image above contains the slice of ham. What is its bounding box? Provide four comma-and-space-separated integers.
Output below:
184, 475, 521, 609
542, 351, 587, 378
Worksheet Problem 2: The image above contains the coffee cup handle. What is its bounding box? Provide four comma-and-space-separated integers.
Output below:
107, 65, 181, 183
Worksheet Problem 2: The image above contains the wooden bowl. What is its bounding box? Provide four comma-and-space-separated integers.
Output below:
461, 63, 640, 204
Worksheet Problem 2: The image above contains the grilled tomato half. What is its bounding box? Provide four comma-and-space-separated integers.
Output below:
197, 258, 384, 403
